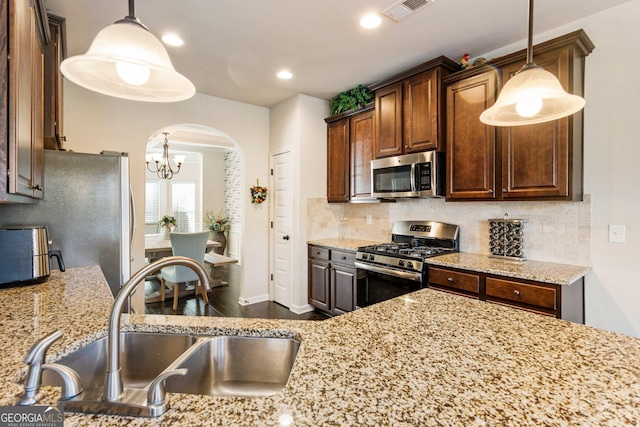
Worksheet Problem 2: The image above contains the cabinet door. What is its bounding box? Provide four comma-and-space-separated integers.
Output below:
331, 264, 356, 315
403, 69, 439, 152
499, 49, 571, 199
8, 0, 44, 198
308, 259, 330, 312
446, 71, 497, 200
326, 118, 349, 202
349, 110, 374, 200
43, 14, 65, 144
374, 82, 403, 158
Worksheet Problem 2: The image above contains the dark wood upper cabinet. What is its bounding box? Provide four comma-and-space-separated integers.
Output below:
403, 68, 440, 152
325, 105, 375, 203
499, 49, 572, 199
371, 56, 458, 159
444, 30, 594, 201
326, 118, 350, 203
43, 14, 65, 146
373, 83, 403, 158
1, 0, 48, 202
349, 109, 374, 201
446, 70, 497, 200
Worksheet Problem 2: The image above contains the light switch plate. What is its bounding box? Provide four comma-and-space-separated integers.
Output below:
366, 215, 372, 225
608, 225, 626, 243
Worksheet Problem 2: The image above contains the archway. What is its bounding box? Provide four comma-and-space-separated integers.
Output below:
143, 123, 245, 308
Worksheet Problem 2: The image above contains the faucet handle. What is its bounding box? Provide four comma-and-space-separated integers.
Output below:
42, 363, 83, 400
16, 330, 63, 405
147, 368, 188, 406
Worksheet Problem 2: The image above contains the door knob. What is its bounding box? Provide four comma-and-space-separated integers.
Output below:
283, 235, 290, 240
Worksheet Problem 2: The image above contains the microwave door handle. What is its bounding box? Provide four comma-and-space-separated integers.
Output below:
410, 163, 417, 193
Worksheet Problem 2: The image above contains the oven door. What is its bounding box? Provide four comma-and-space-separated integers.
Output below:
355, 262, 423, 308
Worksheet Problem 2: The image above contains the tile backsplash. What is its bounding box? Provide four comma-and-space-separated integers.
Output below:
306, 195, 591, 266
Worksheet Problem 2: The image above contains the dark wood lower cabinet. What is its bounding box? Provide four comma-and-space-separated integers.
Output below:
428, 265, 584, 323
308, 245, 356, 316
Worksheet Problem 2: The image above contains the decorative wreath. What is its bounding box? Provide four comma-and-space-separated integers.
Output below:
250, 181, 268, 204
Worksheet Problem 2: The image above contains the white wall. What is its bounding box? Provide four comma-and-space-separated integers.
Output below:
201, 150, 227, 224
270, 94, 329, 312
62, 82, 270, 309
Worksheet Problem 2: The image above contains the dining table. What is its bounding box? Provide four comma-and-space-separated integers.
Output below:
144, 233, 221, 262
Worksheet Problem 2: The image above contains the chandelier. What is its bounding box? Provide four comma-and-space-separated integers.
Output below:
146, 132, 184, 179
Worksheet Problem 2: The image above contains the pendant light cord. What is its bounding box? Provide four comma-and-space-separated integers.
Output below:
526, 0, 534, 65
115, 0, 148, 30
128, 0, 135, 19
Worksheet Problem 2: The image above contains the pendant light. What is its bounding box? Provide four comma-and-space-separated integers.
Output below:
60, 0, 195, 102
479, 0, 585, 126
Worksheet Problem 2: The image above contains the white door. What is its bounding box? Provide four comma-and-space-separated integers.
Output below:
271, 151, 293, 307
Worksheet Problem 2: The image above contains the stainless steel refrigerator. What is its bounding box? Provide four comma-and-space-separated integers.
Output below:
0, 150, 132, 296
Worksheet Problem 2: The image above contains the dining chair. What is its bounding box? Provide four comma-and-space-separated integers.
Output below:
159, 231, 210, 310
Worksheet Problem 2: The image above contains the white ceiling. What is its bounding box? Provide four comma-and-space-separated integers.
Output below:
46, 0, 629, 109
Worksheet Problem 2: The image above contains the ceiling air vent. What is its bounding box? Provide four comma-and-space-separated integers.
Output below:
382, 0, 435, 22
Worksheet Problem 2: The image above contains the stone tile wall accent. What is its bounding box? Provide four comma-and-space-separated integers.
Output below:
224, 150, 242, 223
306, 195, 591, 265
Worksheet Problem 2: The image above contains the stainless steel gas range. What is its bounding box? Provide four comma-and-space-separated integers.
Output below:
355, 220, 460, 307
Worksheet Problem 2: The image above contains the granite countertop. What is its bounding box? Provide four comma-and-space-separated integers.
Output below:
427, 252, 590, 285
1, 266, 639, 426
307, 238, 382, 251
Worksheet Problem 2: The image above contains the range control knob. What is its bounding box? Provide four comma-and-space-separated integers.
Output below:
368, 254, 375, 261
361, 253, 368, 260
398, 260, 404, 267
407, 261, 414, 269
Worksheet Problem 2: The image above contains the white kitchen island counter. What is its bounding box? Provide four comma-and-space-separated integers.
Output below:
1, 266, 638, 426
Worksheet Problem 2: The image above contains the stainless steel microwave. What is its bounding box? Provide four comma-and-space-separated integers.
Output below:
371, 151, 445, 198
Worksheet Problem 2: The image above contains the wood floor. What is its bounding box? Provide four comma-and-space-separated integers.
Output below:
144, 264, 329, 321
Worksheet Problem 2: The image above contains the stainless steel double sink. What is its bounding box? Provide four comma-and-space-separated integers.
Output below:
42, 332, 301, 398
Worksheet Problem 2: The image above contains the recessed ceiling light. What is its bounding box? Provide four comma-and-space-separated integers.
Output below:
360, 13, 382, 29
162, 34, 184, 47
277, 70, 293, 80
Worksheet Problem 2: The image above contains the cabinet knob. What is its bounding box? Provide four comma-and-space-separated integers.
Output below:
404, 145, 409, 149
283, 235, 290, 240
447, 277, 454, 282
513, 290, 520, 296
488, 189, 493, 193
502, 189, 508, 193
341, 256, 347, 260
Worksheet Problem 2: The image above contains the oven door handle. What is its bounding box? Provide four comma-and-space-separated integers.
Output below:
354, 261, 422, 282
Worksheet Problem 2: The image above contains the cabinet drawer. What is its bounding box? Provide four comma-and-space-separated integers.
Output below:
486, 278, 556, 310
330, 249, 356, 265
429, 267, 480, 294
308, 246, 329, 261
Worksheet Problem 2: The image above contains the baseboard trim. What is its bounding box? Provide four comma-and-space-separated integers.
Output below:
289, 304, 314, 314
237, 294, 270, 306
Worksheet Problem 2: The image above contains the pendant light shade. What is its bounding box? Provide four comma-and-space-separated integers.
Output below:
479, 0, 585, 126
60, 2, 195, 102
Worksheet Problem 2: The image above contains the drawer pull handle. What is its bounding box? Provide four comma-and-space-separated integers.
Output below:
315, 252, 320, 255
447, 277, 454, 282
341, 256, 347, 260
513, 290, 520, 296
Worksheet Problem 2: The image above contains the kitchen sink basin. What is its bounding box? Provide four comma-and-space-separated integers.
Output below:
42, 332, 300, 398
166, 336, 301, 397
42, 332, 198, 389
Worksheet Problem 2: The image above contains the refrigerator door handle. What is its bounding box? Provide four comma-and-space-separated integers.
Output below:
129, 184, 135, 262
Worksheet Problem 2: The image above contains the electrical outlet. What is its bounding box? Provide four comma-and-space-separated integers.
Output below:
366, 214, 372, 225
608, 225, 626, 243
